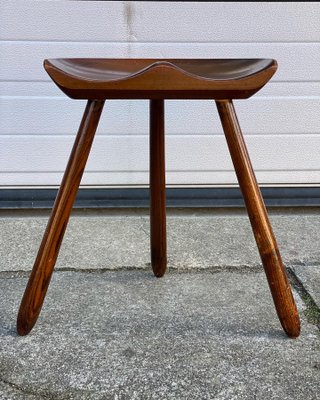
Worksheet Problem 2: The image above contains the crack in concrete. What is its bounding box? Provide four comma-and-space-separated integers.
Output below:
0, 271, 30, 278
1, 265, 319, 330
0, 265, 264, 279
140, 224, 150, 239
287, 267, 320, 330
0, 375, 50, 399
139, 216, 150, 239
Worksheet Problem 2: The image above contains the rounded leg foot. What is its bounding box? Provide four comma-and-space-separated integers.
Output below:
216, 100, 300, 338
16, 100, 105, 335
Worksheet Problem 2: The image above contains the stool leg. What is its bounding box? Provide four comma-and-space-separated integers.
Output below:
150, 99, 167, 277
17, 100, 105, 335
216, 99, 300, 338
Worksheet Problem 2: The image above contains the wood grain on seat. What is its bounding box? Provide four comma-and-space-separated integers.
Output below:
18, 57, 300, 339
44, 58, 277, 99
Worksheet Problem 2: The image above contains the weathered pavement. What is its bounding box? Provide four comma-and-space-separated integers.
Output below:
0, 208, 319, 399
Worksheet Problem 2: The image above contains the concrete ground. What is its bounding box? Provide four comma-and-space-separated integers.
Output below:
0, 208, 319, 399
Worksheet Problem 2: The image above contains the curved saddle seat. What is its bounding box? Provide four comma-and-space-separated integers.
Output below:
17, 56, 301, 339
44, 58, 277, 99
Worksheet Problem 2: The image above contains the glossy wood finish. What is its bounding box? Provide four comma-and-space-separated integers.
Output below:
18, 58, 300, 338
17, 100, 105, 336
44, 58, 277, 100
216, 100, 300, 338
150, 100, 167, 277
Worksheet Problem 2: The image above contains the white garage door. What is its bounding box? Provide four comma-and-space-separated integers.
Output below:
1, 2, 319, 188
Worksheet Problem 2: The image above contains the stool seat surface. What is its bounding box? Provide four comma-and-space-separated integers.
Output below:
44, 58, 277, 100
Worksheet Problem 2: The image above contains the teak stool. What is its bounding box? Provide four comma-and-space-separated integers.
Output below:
17, 59, 300, 338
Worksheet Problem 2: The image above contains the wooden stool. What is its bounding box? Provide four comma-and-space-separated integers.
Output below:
17, 59, 300, 338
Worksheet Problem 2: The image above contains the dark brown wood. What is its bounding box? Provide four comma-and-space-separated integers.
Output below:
17, 100, 105, 336
18, 57, 299, 338
216, 99, 300, 338
44, 58, 277, 100
150, 99, 167, 277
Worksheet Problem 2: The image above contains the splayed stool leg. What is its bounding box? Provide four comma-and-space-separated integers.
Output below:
216, 99, 300, 338
17, 100, 105, 335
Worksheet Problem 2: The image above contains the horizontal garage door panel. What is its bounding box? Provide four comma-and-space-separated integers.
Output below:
1, 42, 320, 82
1, 98, 319, 136
1, 135, 319, 186
1, 2, 319, 188
1, 2, 319, 43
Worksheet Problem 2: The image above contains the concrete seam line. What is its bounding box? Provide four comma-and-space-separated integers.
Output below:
0, 376, 50, 399
287, 267, 320, 330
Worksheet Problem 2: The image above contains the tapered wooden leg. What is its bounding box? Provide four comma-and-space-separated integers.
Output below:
17, 100, 105, 335
150, 99, 167, 277
216, 99, 300, 338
